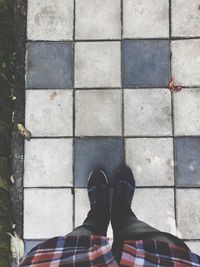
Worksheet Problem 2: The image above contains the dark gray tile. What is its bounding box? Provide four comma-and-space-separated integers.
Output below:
122, 40, 170, 87
24, 240, 44, 255
26, 42, 73, 88
74, 137, 124, 187
175, 138, 200, 187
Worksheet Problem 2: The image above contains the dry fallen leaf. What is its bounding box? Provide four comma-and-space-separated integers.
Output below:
10, 175, 15, 183
17, 123, 32, 140
8, 231, 24, 264
50, 92, 57, 100
175, 86, 182, 92
169, 79, 182, 93
169, 79, 174, 92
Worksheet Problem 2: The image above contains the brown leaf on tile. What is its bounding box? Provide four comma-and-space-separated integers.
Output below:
169, 79, 182, 93
169, 79, 175, 92
175, 86, 182, 92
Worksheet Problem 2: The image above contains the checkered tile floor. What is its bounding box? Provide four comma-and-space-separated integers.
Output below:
24, 0, 200, 255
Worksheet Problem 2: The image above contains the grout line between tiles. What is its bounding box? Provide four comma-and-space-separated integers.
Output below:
120, 0, 125, 164
72, 0, 76, 230
169, 0, 178, 232
24, 187, 74, 190
29, 135, 200, 139
25, 86, 200, 90
23, 186, 200, 190
26, 36, 200, 43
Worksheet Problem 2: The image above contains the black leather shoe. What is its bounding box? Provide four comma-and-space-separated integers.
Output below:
88, 169, 110, 210
112, 165, 135, 210
111, 165, 136, 239
82, 169, 110, 236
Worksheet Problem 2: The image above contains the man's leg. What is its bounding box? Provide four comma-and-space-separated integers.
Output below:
68, 169, 110, 237
111, 166, 189, 263
67, 208, 109, 236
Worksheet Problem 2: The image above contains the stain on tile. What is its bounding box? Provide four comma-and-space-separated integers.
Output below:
27, 0, 74, 40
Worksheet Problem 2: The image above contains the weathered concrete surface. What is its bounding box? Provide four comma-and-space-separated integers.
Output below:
125, 138, 174, 186
123, 0, 169, 38
25, 90, 73, 137
175, 138, 200, 187
174, 89, 200, 136
75, 0, 121, 40
10, 0, 26, 243
172, 0, 200, 37
172, 40, 200, 86
27, 0, 74, 41
24, 139, 73, 187
75, 90, 122, 136
0, 0, 16, 265
122, 40, 170, 87
124, 89, 172, 136
75, 41, 121, 88
177, 189, 200, 239
24, 189, 73, 239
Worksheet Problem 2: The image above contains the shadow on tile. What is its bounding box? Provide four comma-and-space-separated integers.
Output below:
74, 137, 124, 187
24, 240, 45, 255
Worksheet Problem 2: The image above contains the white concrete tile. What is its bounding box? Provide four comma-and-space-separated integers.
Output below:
185, 241, 200, 255
174, 89, 200, 135
25, 90, 73, 137
132, 188, 176, 234
124, 89, 172, 136
125, 138, 174, 186
123, 0, 169, 38
74, 189, 113, 238
172, 0, 200, 37
27, 0, 74, 40
75, 0, 121, 40
75, 90, 122, 136
172, 40, 200, 86
177, 189, 200, 239
24, 189, 73, 238
24, 138, 73, 187
75, 42, 121, 88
